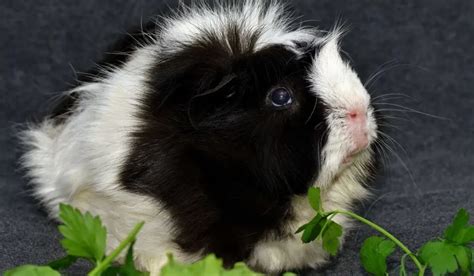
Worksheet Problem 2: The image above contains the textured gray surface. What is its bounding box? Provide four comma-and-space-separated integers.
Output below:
1, 0, 473, 275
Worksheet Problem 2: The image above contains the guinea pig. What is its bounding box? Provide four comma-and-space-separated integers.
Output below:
21, 1, 379, 274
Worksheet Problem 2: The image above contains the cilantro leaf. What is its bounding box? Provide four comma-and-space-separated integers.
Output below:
102, 241, 148, 276
360, 236, 396, 276
48, 255, 78, 270
444, 208, 474, 245
418, 240, 469, 276
161, 254, 261, 276
222, 262, 261, 276
58, 203, 107, 262
301, 214, 325, 243
322, 220, 343, 256
452, 245, 472, 274
4, 265, 60, 276
471, 248, 474, 272
119, 241, 146, 275
160, 254, 220, 275
295, 222, 308, 234
307, 187, 323, 212
102, 267, 121, 276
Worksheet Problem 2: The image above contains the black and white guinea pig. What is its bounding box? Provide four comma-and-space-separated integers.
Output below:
21, 1, 380, 274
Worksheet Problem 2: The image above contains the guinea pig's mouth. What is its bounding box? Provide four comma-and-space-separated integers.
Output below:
341, 132, 373, 166
342, 154, 356, 165
342, 146, 368, 165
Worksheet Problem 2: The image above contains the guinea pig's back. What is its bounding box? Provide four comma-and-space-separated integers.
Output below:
22, 37, 159, 207
19, 44, 198, 272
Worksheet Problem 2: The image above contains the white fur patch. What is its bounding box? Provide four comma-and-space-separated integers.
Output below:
308, 34, 377, 187
156, 0, 318, 55
20, 45, 190, 273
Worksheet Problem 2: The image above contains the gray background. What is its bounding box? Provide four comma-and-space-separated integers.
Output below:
1, 0, 473, 274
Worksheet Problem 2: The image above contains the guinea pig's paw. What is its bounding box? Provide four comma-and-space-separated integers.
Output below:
133, 253, 168, 276
248, 236, 329, 273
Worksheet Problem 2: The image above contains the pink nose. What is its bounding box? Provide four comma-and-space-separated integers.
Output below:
347, 109, 369, 154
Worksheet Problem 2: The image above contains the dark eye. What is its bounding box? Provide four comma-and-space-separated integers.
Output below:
269, 88, 293, 107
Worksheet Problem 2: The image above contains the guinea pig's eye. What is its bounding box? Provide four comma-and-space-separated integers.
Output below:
268, 87, 293, 108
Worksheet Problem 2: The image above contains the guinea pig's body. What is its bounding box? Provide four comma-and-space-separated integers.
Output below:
21, 1, 379, 274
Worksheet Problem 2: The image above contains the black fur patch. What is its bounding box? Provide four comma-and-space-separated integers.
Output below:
120, 28, 329, 266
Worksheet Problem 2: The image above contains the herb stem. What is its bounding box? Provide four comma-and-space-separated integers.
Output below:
318, 213, 337, 237
329, 210, 425, 274
88, 221, 145, 276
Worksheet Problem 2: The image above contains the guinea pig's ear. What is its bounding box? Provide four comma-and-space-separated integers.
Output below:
187, 73, 237, 129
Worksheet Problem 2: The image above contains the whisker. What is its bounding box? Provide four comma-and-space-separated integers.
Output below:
373, 141, 390, 168
305, 98, 318, 125
373, 97, 409, 104
364, 59, 397, 87
377, 114, 411, 123
67, 63, 79, 81
377, 123, 404, 132
374, 108, 414, 114
371, 92, 415, 102
378, 138, 422, 197
365, 62, 431, 90
375, 103, 449, 121
374, 109, 413, 123
313, 121, 324, 130
378, 131, 410, 160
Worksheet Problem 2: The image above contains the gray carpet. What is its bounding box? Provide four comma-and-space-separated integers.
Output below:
1, 0, 473, 275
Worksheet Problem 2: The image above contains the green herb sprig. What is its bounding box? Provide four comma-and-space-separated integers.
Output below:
297, 186, 474, 276
5, 204, 146, 276
4, 191, 473, 275
4, 204, 263, 276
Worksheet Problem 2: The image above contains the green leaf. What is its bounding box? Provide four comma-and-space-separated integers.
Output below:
444, 208, 474, 245
160, 254, 220, 275
4, 265, 60, 276
321, 220, 343, 256
471, 248, 474, 272
89, 221, 146, 276
102, 241, 148, 276
48, 255, 78, 270
102, 266, 121, 276
120, 241, 148, 275
307, 187, 323, 212
160, 254, 261, 276
452, 245, 472, 274
295, 222, 308, 234
58, 203, 107, 261
420, 209, 474, 275
301, 214, 325, 243
418, 240, 464, 276
360, 236, 396, 276
221, 262, 261, 276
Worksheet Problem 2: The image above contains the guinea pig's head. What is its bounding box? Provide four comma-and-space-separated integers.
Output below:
140, 9, 378, 198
